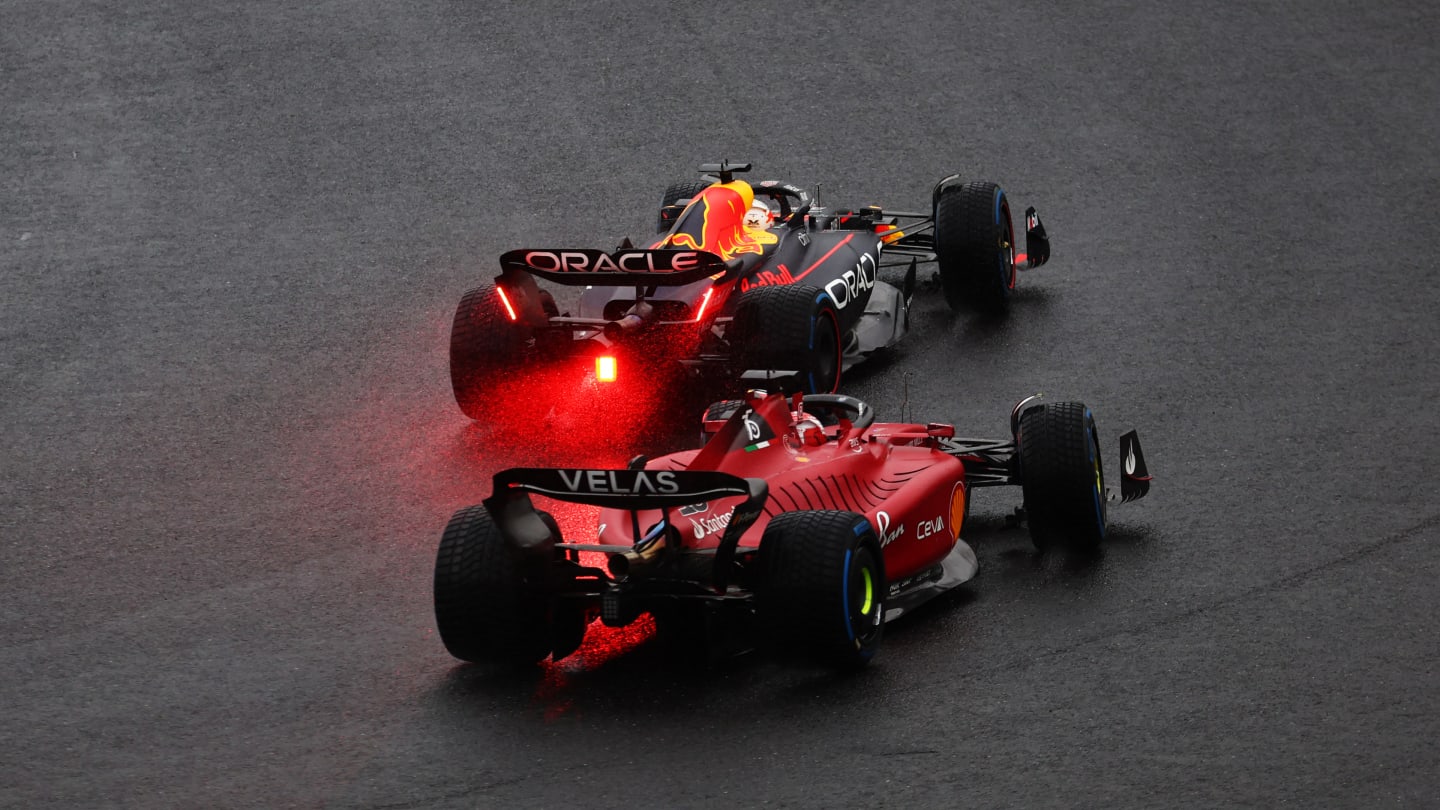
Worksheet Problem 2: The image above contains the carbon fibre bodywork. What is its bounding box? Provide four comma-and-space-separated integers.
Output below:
448, 162, 1053, 413
433, 392, 1153, 666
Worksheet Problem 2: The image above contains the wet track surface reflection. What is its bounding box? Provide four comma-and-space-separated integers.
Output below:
6, 0, 1440, 806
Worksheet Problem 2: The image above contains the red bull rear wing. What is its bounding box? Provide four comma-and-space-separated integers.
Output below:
499, 248, 729, 286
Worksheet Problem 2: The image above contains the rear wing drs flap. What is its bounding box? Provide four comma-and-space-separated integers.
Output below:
484, 467, 769, 588
490, 467, 766, 509
499, 248, 732, 286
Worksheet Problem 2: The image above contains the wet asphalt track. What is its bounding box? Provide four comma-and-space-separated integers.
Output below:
4, 1, 1439, 807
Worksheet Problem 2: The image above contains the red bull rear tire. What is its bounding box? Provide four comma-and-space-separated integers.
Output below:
449, 284, 528, 419
728, 285, 843, 395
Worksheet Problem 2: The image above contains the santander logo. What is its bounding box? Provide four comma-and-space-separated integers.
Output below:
875, 511, 903, 547
689, 510, 734, 539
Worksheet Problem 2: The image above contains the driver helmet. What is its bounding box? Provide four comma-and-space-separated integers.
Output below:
791, 412, 827, 447
744, 199, 775, 230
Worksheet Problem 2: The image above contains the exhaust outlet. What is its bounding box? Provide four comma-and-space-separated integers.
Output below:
607, 520, 669, 577
603, 301, 654, 340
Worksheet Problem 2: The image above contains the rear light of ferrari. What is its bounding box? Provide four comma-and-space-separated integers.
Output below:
596, 355, 617, 382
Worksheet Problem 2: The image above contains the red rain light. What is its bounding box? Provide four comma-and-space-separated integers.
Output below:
692, 286, 715, 323
495, 285, 518, 321
596, 355, 617, 382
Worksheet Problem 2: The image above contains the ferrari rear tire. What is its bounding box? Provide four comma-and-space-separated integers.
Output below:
433, 505, 553, 666
656, 180, 713, 233
1018, 401, 1108, 552
934, 180, 1016, 314
449, 285, 527, 419
533, 510, 592, 662
758, 511, 886, 669
728, 285, 843, 394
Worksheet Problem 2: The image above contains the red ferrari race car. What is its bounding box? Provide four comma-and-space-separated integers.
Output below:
448, 162, 1053, 418
433, 390, 1151, 669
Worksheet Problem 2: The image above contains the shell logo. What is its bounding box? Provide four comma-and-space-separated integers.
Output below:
948, 482, 967, 540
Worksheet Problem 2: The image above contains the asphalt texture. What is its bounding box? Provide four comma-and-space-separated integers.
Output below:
4, 1, 1439, 807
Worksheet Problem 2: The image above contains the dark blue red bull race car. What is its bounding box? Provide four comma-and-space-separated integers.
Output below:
433, 390, 1152, 669
449, 162, 1053, 419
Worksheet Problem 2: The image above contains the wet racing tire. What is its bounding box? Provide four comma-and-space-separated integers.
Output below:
934, 180, 1016, 314
728, 285, 843, 394
758, 510, 886, 669
702, 398, 746, 425
433, 505, 553, 666
699, 399, 746, 446
656, 180, 714, 233
1018, 401, 1108, 552
536, 510, 591, 662
449, 284, 527, 419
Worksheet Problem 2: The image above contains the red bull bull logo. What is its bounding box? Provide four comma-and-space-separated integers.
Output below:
659, 180, 778, 261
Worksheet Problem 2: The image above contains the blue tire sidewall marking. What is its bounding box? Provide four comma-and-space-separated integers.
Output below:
841, 547, 855, 642
811, 294, 826, 345
810, 293, 833, 393
1085, 409, 1106, 539
993, 189, 1011, 295
807, 311, 816, 391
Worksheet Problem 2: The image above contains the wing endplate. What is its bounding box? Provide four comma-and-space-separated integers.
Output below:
1119, 431, 1152, 503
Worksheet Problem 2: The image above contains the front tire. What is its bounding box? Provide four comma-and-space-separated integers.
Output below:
1018, 402, 1108, 552
758, 511, 886, 669
728, 285, 843, 394
449, 285, 528, 419
433, 505, 553, 666
934, 180, 1016, 313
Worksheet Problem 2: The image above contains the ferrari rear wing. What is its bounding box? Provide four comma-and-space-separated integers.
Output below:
484, 467, 769, 589
490, 467, 765, 509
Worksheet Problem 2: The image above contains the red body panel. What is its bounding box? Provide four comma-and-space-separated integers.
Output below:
595, 404, 968, 582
